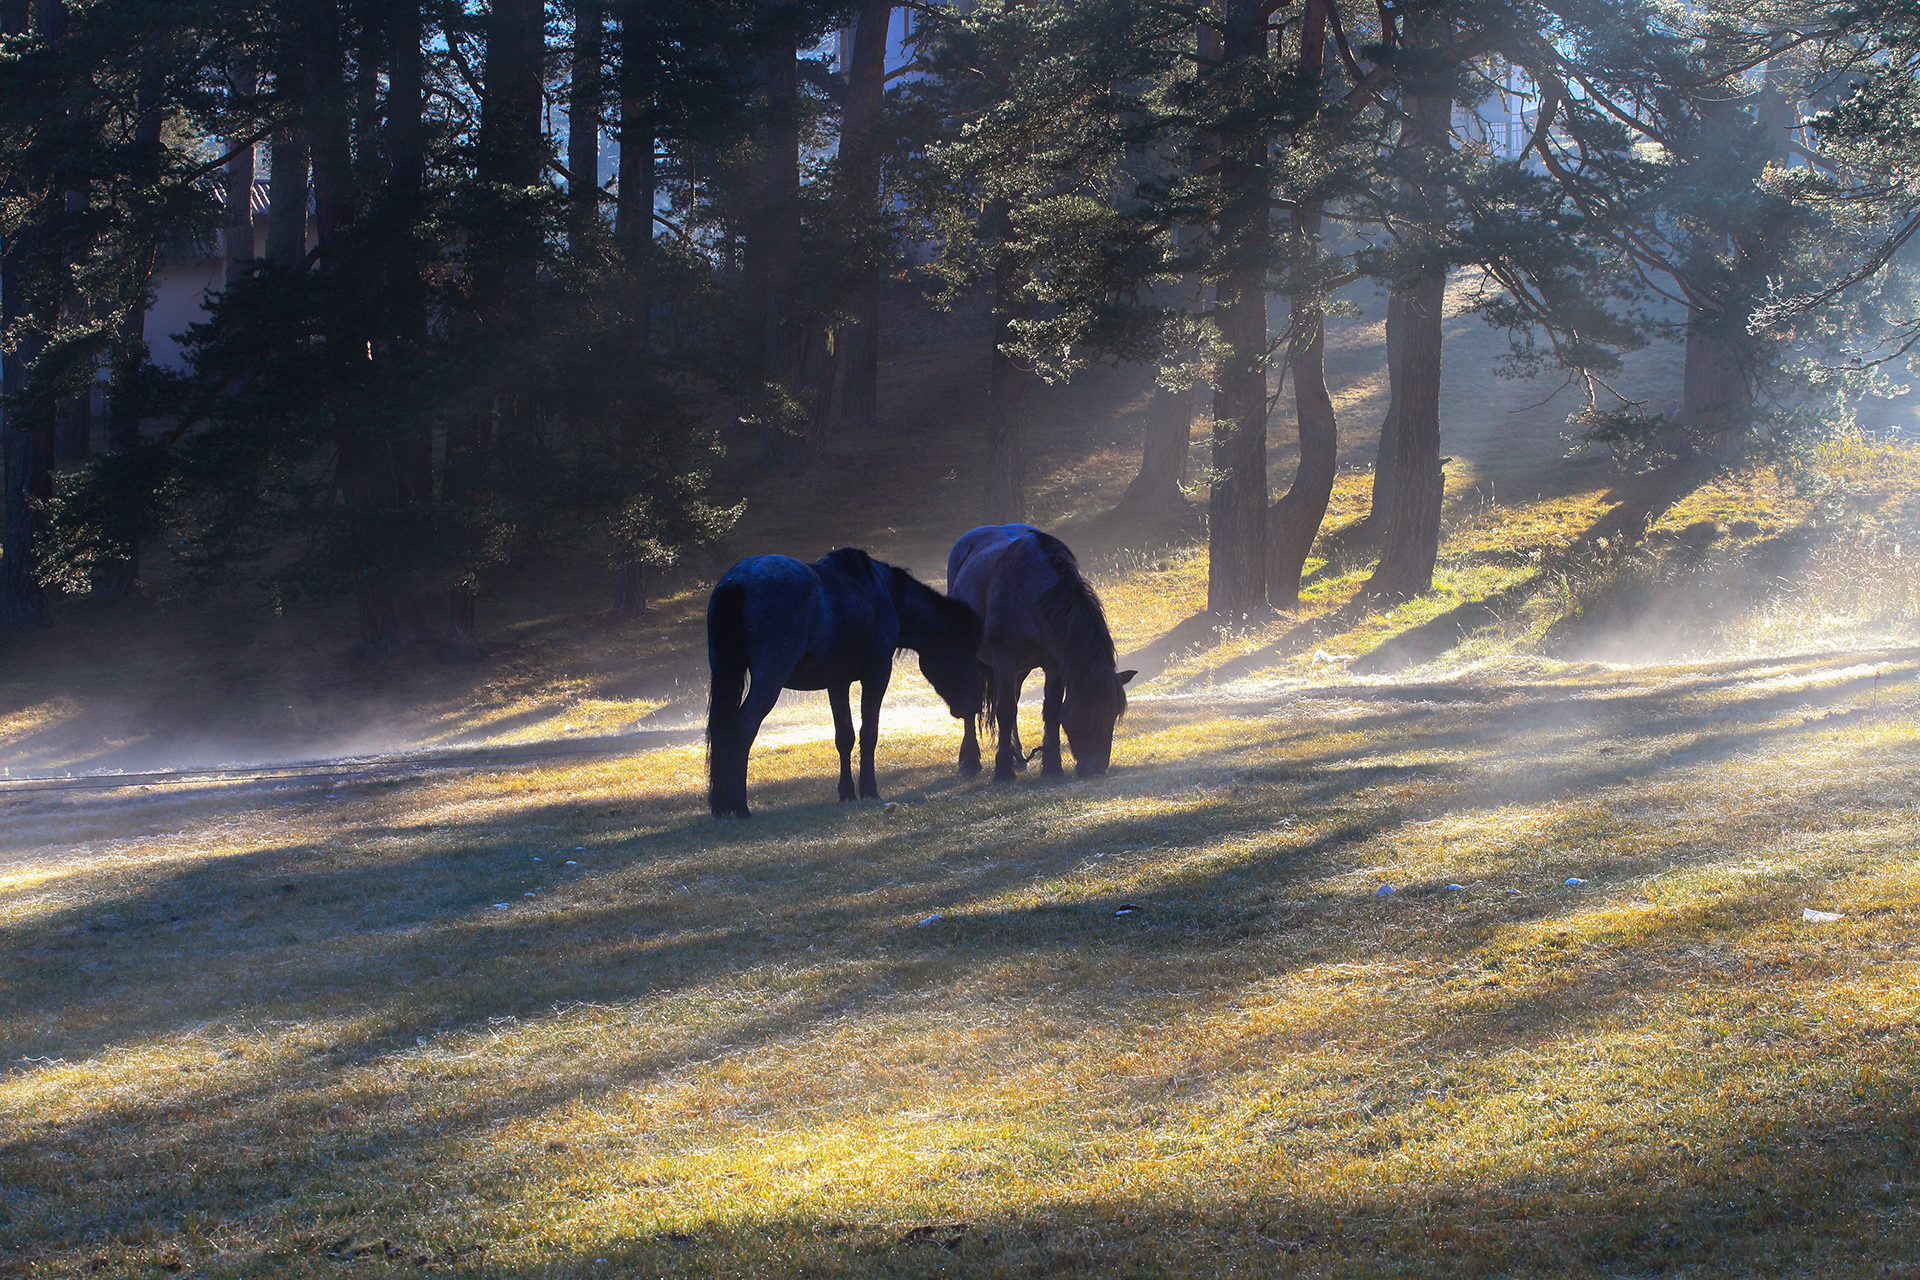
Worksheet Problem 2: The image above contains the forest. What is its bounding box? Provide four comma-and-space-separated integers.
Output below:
3, 2, 1920, 1278
2, 0, 1918, 651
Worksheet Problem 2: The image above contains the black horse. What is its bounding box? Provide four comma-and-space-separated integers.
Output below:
946, 524, 1135, 781
706, 547, 982, 818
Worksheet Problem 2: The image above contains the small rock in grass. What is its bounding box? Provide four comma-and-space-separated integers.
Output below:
1447, 884, 1464, 892
492, 903, 511, 909
566, 860, 577, 866
1802, 908, 1844, 923
524, 891, 536, 898
1564, 877, 1588, 887
1115, 904, 1140, 915
1375, 884, 1394, 897
918, 914, 941, 926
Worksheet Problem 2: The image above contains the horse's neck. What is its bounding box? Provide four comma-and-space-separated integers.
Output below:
893, 577, 934, 645
1058, 655, 1114, 696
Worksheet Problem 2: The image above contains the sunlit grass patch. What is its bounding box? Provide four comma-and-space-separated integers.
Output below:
5, 654, 1920, 1275
1442, 483, 1617, 557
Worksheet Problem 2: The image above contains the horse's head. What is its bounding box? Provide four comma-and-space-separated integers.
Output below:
916, 596, 985, 721
1063, 668, 1135, 776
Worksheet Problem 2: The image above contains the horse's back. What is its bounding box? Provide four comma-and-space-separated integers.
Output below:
716, 553, 818, 595
946, 524, 1040, 590
713, 554, 826, 645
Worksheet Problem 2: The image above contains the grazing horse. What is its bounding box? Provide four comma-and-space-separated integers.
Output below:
946, 525, 1135, 781
706, 548, 982, 818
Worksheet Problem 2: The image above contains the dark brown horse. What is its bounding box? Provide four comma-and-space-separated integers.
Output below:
706, 548, 982, 818
946, 525, 1134, 781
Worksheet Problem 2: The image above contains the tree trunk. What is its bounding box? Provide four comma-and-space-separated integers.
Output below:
1357, 290, 1403, 540
1364, 265, 1446, 598
224, 57, 257, 286
1268, 286, 1339, 607
1264, 4, 1337, 607
489, 0, 547, 564
309, 5, 399, 658
1126, 381, 1193, 509
836, 0, 890, 436
801, 323, 841, 459
1126, 228, 1202, 510
397, 3, 480, 657
387, 0, 427, 419
0, 412, 53, 626
448, 0, 542, 509
1364, 64, 1451, 601
752, 21, 804, 466
612, 559, 647, 618
984, 207, 1030, 525
264, 27, 310, 269
1, 0, 65, 626
1205, 0, 1271, 616
1679, 307, 1750, 452
54, 392, 89, 460
615, 10, 653, 247
611, 6, 655, 620
305, 8, 352, 262
569, 0, 603, 227
93, 46, 169, 595
755, 27, 807, 467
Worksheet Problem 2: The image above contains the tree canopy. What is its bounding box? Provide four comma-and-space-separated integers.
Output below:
4, 0, 1918, 649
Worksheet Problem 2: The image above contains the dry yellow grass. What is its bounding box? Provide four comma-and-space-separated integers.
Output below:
4, 645, 1918, 1277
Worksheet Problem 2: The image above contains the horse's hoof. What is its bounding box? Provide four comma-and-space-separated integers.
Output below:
1041, 765, 1065, 779
958, 764, 981, 778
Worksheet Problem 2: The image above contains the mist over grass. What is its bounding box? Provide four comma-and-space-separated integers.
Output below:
3, 648, 1916, 1277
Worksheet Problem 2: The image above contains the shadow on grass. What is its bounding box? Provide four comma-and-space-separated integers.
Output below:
1, 655, 1912, 1271
567, 1089, 1918, 1277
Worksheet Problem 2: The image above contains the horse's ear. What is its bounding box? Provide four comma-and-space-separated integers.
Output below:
1117, 669, 1136, 685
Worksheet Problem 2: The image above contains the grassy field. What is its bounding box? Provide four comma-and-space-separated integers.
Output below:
4, 281, 1920, 1277
3, 645, 1917, 1277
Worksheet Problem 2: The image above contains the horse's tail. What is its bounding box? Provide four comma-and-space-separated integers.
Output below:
978, 662, 997, 737
706, 581, 751, 817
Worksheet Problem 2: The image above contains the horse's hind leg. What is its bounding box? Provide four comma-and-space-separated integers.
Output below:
959, 662, 988, 776
991, 664, 1025, 782
829, 684, 857, 802
723, 667, 786, 818
857, 667, 888, 799
1038, 667, 1066, 778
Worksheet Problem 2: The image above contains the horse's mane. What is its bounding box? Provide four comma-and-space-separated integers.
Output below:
887, 563, 974, 648
820, 546, 877, 579
1029, 530, 1117, 678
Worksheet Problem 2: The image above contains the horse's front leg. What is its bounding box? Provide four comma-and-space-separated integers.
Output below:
1039, 667, 1066, 778
829, 683, 857, 802
857, 666, 889, 799
958, 661, 988, 776
992, 664, 1025, 782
